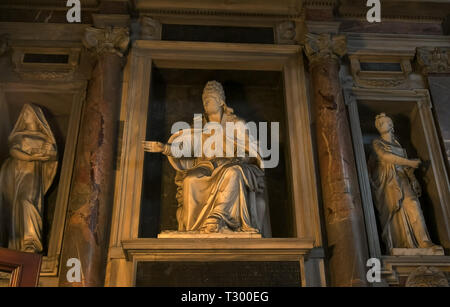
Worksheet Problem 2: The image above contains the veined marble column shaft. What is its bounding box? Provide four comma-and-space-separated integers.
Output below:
305, 33, 369, 287
59, 27, 129, 286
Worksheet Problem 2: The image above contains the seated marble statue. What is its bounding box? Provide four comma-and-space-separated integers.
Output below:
368, 113, 439, 252
143, 81, 271, 237
0, 104, 58, 253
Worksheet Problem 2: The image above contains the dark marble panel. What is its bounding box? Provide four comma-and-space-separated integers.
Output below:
162, 24, 274, 44
136, 261, 301, 287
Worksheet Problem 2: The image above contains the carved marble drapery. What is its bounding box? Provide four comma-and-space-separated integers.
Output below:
305, 33, 369, 286
59, 26, 129, 286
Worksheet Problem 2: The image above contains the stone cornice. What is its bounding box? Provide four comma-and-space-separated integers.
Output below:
83, 26, 130, 57
304, 33, 346, 66
346, 33, 450, 55
135, 0, 303, 18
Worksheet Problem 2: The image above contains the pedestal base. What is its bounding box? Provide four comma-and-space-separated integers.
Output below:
157, 231, 262, 239
390, 246, 445, 256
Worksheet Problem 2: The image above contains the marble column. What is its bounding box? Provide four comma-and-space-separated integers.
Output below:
305, 33, 369, 286
59, 27, 129, 286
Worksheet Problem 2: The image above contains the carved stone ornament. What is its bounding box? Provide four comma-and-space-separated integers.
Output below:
416, 47, 450, 74
83, 27, 130, 57
304, 33, 346, 66
406, 266, 449, 287
139, 16, 162, 40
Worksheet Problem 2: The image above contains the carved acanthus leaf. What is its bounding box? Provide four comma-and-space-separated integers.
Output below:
304, 33, 346, 65
83, 27, 130, 57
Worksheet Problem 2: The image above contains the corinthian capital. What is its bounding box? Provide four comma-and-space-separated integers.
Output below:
83, 27, 130, 57
304, 33, 346, 66
416, 47, 450, 75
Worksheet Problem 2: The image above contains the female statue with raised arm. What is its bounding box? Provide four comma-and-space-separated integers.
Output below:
0, 104, 58, 253
369, 113, 439, 252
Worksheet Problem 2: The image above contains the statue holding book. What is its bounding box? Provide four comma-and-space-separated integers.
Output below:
143, 81, 271, 237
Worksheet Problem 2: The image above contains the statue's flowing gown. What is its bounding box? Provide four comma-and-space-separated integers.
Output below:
0, 104, 57, 252
167, 113, 271, 237
370, 138, 433, 250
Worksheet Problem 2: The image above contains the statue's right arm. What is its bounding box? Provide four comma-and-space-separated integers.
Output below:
373, 141, 416, 167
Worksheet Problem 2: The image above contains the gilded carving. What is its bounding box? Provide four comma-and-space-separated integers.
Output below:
0, 104, 58, 253
83, 26, 130, 57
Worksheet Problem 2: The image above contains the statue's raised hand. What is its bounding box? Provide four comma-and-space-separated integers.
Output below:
142, 141, 165, 153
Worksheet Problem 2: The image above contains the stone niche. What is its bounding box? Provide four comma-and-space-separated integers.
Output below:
139, 68, 294, 238
346, 88, 450, 256
0, 82, 84, 275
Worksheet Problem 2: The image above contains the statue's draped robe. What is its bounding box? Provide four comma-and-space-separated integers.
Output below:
167, 113, 271, 237
370, 138, 432, 250
0, 104, 57, 252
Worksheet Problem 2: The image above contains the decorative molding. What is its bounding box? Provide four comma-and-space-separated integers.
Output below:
83, 27, 130, 57
416, 47, 450, 75
382, 256, 450, 286
92, 14, 131, 29
349, 53, 414, 89
304, 33, 346, 66
306, 21, 340, 34
346, 33, 450, 55
304, 0, 337, 9
11, 46, 81, 81
139, 16, 162, 41
122, 238, 314, 262
343, 89, 382, 260
406, 266, 449, 287
135, 0, 303, 18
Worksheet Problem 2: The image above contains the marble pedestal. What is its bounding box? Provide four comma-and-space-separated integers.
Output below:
158, 231, 262, 239
390, 246, 445, 256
